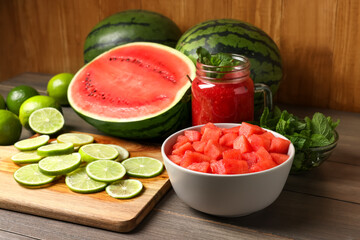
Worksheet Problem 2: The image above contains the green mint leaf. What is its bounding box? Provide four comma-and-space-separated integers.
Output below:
311, 112, 334, 141
310, 134, 333, 147
196, 47, 212, 65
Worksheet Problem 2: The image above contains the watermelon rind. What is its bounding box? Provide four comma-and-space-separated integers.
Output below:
84, 9, 182, 63
69, 42, 195, 140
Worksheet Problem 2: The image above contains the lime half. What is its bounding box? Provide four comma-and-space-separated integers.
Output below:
78, 144, 119, 163
106, 179, 143, 199
107, 144, 129, 161
121, 157, 164, 178
57, 133, 94, 147
14, 163, 56, 186
86, 160, 126, 183
14, 135, 50, 151
38, 153, 81, 176
37, 142, 74, 156
65, 167, 107, 193
29, 107, 64, 134
11, 151, 44, 164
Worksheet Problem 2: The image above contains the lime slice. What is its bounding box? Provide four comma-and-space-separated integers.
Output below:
37, 142, 74, 156
106, 179, 143, 199
14, 135, 50, 151
86, 160, 126, 183
11, 150, 44, 164
57, 133, 94, 147
78, 144, 119, 163
121, 157, 164, 178
65, 167, 107, 193
107, 144, 129, 161
38, 153, 81, 176
14, 163, 56, 186
29, 107, 64, 134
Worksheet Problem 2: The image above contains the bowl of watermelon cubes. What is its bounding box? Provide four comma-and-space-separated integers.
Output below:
161, 122, 295, 217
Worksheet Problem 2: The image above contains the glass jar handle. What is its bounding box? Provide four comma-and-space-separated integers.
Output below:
254, 83, 273, 111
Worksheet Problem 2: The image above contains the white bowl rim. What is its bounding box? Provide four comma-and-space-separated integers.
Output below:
161, 123, 295, 178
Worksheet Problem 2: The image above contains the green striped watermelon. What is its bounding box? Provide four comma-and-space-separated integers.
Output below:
176, 19, 282, 117
84, 10, 182, 63
69, 42, 195, 140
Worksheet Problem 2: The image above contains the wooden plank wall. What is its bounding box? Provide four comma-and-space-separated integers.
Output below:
0, 0, 359, 112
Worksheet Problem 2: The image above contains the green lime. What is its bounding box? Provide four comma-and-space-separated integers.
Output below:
65, 167, 107, 193
29, 107, 65, 134
47, 73, 74, 106
19, 95, 61, 130
121, 157, 164, 178
38, 153, 81, 176
106, 179, 143, 199
14, 135, 50, 151
0, 94, 6, 109
0, 110, 22, 145
37, 142, 74, 156
57, 133, 94, 147
86, 160, 126, 183
107, 144, 129, 161
11, 150, 44, 164
14, 163, 56, 186
6, 85, 39, 115
78, 144, 119, 163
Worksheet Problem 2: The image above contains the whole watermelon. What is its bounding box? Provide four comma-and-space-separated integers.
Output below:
176, 19, 282, 117
84, 10, 182, 63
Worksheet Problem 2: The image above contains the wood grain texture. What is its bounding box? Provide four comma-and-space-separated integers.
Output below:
0, 132, 170, 232
1, 0, 360, 112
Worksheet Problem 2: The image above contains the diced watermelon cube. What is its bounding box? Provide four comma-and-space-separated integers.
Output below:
187, 162, 211, 173
204, 139, 222, 160
222, 126, 240, 134
201, 127, 222, 142
255, 146, 277, 170
242, 152, 258, 167
233, 135, 253, 153
261, 131, 275, 142
269, 137, 291, 154
210, 159, 248, 174
173, 135, 190, 149
219, 132, 238, 148
248, 134, 271, 151
172, 142, 194, 156
192, 141, 206, 153
222, 149, 242, 160
180, 151, 211, 168
184, 130, 202, 142
270, 153, 289, 165
200, 122, 219, 134
239, 122, 265, 137
168, 154, 182, 165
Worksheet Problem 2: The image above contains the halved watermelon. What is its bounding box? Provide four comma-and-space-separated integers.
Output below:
68, 42, 195, 140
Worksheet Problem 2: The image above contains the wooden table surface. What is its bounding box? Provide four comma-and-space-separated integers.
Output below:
1, 73, 359, 240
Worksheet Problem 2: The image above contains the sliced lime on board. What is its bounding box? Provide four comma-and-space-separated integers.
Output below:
106, 179, 143, 199
65, 167, 107, 193
78, 143, 119, 163
57, 133, 94, 147
11, 151, 44, 164
86, 160, 126, 183
14, 163, 56, 186
29, 107, 64, 134
107, 144, 129, 161
121, 157, 164, 178
38, 153, 81, 176
14, 135, 50, 151
37, 142, 74, 156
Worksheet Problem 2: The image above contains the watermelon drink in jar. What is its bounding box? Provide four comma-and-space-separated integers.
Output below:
191, 53, 273, 125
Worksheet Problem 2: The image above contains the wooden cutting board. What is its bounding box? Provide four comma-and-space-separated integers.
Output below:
0, 132, 170, 232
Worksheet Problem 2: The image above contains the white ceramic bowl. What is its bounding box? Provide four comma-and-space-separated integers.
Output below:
161, 123, 295, 217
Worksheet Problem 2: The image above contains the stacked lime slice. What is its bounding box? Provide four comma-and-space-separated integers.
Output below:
79, 144, 119, 163
14, 163, 56, 186
38, 153, 81, 176
65, 167, 107, 193
86, 160, 126, 183
122, 157, 164, 178
11, 151, 44, 164
29, 107, 64, 135
106, 179, 143, 199
37, 142, 74, 156
57, 133, 94, 147
14, 135, 50, 151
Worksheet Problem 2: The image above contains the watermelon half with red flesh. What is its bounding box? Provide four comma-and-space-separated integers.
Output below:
68, 42, 195, 140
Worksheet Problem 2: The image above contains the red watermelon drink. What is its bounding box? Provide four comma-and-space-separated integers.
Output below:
191, 52, 272, 126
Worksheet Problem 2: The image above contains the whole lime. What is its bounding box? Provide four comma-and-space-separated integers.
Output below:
47, 73, 74, 106
0, 94, 6, 109
6, 85, 39, 115
0, 109, 22, 145
19, 95, 62, 130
